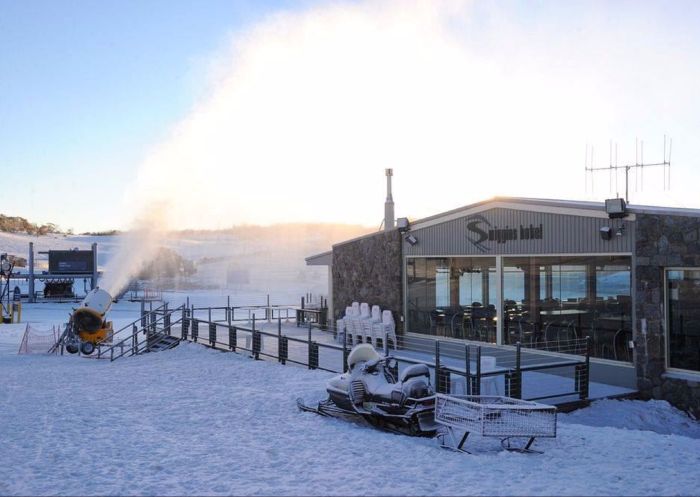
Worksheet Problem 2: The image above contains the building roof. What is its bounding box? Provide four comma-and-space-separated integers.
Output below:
304, 196, 700, 265
413, 196, 700, 223
305, 250, 332, 266
410, 196, 700, 230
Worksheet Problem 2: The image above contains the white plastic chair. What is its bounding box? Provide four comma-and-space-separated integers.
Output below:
357, 303, 372, 343
373, 310, 397, 350
364, 305, 382, 345
336, 306, 352, 345
346, 302, 361, 344
480, 355, 499, 395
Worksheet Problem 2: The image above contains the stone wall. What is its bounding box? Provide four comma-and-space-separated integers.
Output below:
332, 229, 403, 332
635, 213, 700, 417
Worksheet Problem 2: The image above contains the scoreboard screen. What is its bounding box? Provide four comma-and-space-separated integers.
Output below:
48, 250, 94, 274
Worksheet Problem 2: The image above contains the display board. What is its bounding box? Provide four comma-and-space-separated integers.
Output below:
48, 250, 94, 274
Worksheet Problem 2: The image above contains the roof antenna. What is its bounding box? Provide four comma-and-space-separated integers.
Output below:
585, 137, 672, 203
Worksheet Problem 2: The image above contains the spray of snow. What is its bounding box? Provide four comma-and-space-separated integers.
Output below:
110, 0, 665, 289
123, 0, 610, 231
100, 202, 170, 296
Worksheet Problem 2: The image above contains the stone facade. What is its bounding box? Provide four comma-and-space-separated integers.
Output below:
635, 213, 700, 417
332, 229, 403, 332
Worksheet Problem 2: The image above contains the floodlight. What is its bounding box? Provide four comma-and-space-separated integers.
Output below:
605, 198, 627, 219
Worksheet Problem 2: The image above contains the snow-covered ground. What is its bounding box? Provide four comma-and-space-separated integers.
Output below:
1, 298, 699, 496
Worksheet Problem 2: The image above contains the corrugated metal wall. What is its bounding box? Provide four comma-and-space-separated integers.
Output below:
405, 208, 633, 256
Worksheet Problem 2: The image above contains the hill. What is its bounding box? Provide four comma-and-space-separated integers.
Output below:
0, 214, 62, 235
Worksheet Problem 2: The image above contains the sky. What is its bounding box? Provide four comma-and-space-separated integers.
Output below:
1, 0, 699, 233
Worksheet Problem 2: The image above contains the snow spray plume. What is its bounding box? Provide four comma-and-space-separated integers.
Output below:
101, 202, 170, 296
112, 0, 668, 284
125, 0, 606, 229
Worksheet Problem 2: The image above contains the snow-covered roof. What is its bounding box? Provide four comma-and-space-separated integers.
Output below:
411, 196, 700, 226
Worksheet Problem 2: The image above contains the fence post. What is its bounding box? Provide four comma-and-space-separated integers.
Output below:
140, 300, 146, 328
342, 337, 348, 373
383, 331, 389, 356
227, 295, 231, 324
182, 308, 189, 340
435, 340, 441, 393
267, 294, 271, 323
309, 341, 319, 370
506, 342, 522, 399
465, 344, 471, 395
208, 307, 212, 324
473, 346, 482, 396
277, 317, 284, 364
320, 302, 327, 331
229, 326, 237, 352
307, 324, 313, 369
132, 324, 138, 354
576, 336, 591, 400
252, 330, 261, 360
209, 322, 216, 347
192, 319, 199, 342
435, 340, 450, 394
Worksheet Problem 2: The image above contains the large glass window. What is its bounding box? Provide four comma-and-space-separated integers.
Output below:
406, 257, 496, 342
667, 270, 700, 372
406, 255, 632, 361
503, 256, 632, 361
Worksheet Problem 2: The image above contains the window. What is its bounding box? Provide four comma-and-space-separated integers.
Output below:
503, 256, 632, 360
406, 257, 496, 341
435, 266, 450, 307
667, 269, 700, 372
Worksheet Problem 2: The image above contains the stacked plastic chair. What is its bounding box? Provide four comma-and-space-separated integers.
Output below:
336, 306, 353, 345
346, 302, 361, 345
364, 305, 383, 344
373, 310, 397, 350
357, 303, 372, 343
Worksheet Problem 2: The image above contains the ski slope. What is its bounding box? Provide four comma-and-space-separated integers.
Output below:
1, 302, 699, 495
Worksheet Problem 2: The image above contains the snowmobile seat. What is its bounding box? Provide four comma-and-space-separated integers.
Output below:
347, 343, 381, 371
400, 363, 430, 383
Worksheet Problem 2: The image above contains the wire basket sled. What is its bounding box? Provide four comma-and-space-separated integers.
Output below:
434, 394, 557, 453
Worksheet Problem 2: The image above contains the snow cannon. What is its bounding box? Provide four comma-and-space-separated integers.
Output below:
66, 287, 114, 355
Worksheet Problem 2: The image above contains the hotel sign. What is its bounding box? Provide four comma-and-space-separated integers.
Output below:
466, 215, 543, 252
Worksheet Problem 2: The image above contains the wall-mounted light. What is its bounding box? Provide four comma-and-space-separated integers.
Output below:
397, 217, 410, 232
405, 234, 418, 246
605, 198, 628, 219
599, 226, 612, 241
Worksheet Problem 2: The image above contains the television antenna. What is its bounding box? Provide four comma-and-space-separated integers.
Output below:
585, 136, 672, 203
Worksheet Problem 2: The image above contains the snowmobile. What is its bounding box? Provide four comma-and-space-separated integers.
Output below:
297, 344, 438, 436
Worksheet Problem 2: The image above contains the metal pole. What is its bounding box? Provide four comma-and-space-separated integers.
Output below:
476, 346, 482, 396
435, 340, 441, 392
308, 324, 312, 369
91, 242, 98, 290
28, 242, 35, 303
515, 341, 522, 399
465, 344, 471, 395
278, 317, 282, 363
